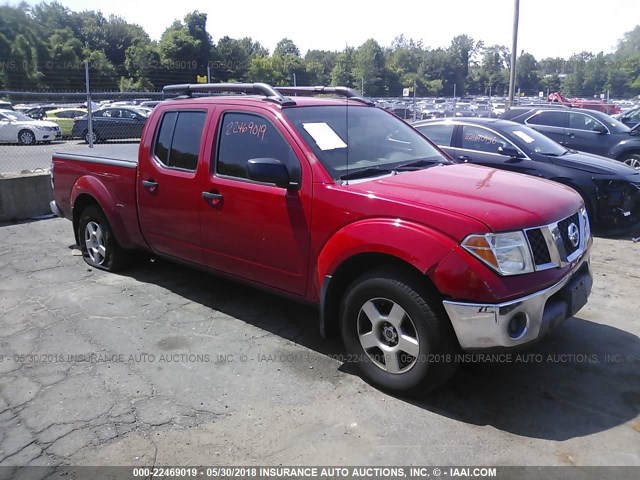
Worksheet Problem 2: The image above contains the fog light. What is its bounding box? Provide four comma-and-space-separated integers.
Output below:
507, 312, 528, 339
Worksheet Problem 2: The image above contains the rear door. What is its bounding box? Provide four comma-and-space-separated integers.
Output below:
199, 107, 312, 296
524, 110, 568, 145
137, 108, 210, 263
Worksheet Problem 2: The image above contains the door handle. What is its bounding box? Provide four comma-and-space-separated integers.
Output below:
142, 179, 158, 192
457, 155, 472, 162
566, 132, 575, 138
202, 191, 223, 206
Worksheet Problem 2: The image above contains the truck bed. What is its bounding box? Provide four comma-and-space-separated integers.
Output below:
54, 143, 139, 168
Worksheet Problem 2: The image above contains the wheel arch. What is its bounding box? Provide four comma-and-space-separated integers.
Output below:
316, 219, 457, 338
70, 177, 135, 249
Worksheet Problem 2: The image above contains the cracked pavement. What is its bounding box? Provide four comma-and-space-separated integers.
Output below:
0, 218, 638, 471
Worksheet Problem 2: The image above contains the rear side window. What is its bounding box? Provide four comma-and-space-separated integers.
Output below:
216, 112, 298, 180
568, 112, 604, 131
527, 111, 566, 128
154, 111, 206, 171
416, 124, 455, 146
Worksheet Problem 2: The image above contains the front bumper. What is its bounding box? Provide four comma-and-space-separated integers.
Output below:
443, 258, 592, 349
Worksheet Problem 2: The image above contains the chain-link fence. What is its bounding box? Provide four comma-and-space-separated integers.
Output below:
2, 66, 638, 176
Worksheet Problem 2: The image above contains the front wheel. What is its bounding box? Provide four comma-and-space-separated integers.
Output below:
77, 205, 129, 271
18, 129, 36, 145
340, 268, 459, 396
621, 153, 640, 170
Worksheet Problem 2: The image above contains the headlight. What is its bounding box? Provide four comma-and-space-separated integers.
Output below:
462, 231, 534, 276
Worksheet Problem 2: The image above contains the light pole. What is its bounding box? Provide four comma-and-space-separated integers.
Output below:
507, 0, 520, 109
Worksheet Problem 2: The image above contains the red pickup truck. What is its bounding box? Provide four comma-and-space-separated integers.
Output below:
51, 83, 593, 395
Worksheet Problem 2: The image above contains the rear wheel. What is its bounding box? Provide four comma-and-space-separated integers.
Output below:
77, 205, 129, 271
621, 153, 640, 170
18, 129, 36, 145
84, 130, 99, 144
340, 268, 458, 396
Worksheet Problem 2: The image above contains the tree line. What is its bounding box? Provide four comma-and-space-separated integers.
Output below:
1, 1, 639, 98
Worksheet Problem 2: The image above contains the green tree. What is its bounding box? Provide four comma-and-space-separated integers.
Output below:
330, 47, 356, 87
274, 38, 300, 57
354, 39, 385, 96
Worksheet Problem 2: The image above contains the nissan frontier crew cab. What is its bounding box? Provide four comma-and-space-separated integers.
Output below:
50, 83, 593, 395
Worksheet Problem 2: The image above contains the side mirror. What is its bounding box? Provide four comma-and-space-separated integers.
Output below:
498, 146, 523, 158
592, 124, 607, 134
247, 158, 293, 188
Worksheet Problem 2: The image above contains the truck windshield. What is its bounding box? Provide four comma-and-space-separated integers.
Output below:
284, 106, 451, 181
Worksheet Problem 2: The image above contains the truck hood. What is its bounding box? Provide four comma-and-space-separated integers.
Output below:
550, 150, 639, 176
350, 164, 582, 232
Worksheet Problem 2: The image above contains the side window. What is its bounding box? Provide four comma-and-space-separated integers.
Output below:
216, 112, 299, 182
416, 124, 455, 146
527, 111, 566, 128
153, 111, 206, 171
568, 113, 603, 131
461, 125, 514, 154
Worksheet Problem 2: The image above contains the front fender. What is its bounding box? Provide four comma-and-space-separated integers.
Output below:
610, 140, 640, 159
71, 175, 135, 249
314, 218, 458, 298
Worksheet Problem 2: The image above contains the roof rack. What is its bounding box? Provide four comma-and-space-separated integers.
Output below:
162, 83, 296, 106
162, 83, 374, 106
274, 86, 374, 105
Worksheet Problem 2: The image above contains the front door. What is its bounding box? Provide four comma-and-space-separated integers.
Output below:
199, 109, 312, 296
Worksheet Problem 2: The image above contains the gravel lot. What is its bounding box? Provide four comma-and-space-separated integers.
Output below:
0, 218, 638, 470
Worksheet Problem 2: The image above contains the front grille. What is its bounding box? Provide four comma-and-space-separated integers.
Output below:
526, 228, 551, 265
557, 212, 581, 256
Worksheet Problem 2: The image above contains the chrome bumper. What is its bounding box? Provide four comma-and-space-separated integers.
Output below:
50, 200, 64, 218
443, 258, 592, 349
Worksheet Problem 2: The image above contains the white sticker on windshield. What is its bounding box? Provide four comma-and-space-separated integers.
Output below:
512, 130, 535, 143
302, 122, 347, 150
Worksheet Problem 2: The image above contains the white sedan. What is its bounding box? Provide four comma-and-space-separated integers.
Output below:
0, 110, 62, 145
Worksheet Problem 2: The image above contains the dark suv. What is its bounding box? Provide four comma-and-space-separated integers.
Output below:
501, 107, 640, 169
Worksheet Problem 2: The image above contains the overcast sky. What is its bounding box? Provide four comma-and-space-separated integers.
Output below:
8, 0, 640, 59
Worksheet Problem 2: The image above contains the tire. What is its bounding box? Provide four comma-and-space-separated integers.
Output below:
84, 130, 99, 144
621, 153, 640, 170
18, 129, 36, 145
77, 205, 129, 271
340, 267, 459, 396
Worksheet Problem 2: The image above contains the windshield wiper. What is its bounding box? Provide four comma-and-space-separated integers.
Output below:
339, 167, 394, 181
395, 159, 444, 170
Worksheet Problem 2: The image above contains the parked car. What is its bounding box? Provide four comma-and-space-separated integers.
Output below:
471, 105, 496, 118
45, 108, 87, 137
71, 106, 150, 143
0, 100, 13, 111
501, 107, 640, 169
413, 118, 640, 234
23, 104, 59, 120
616, 107, 640, 129
139, 100, 163, 109
0, 109, 61, 145
51, 82, 593, 395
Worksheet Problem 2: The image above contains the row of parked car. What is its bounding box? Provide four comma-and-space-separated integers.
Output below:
413, 104, 640, 234
0, 101, 156, 144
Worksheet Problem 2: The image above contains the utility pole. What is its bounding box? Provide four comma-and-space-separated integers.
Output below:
507, 0, 520, 109
84, 61, 93, 148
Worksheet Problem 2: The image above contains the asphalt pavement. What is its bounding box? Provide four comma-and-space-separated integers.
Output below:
0, 218, 638, 471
